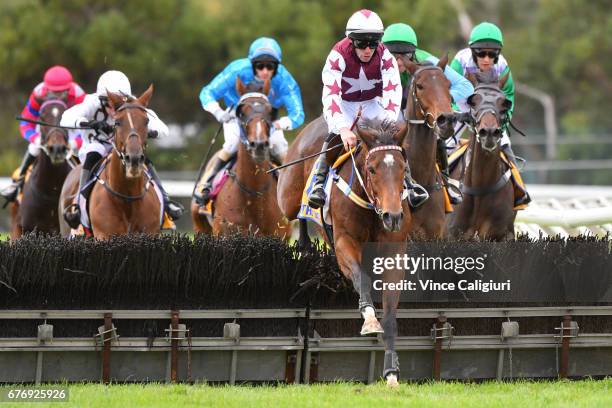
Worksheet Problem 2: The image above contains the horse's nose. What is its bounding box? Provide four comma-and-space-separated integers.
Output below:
382, 211, 403, 232
436, 112, 457, 128
249, 140, 269, 152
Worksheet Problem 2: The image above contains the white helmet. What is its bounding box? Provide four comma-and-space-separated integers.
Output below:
345, 9, 384, 38
96, 70, 132, 96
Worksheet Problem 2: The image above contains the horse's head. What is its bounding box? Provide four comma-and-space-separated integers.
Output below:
235, 77, 273, 163
356, 119, 409, 232
466, 71, 512, 152
39, 99, 69, 165
404, 55, 457, 139
107, 85, 154, 178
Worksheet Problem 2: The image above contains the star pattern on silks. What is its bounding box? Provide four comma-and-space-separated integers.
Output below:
383, 80, 398, 92
384, 99, 399, 112
329, 58, 341, 71
381, 57, 394, 71
344, 67, 382, 94
328, 99, 342, 116
325, 80, 341, 96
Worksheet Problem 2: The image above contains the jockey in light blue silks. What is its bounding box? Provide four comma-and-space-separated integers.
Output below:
195, 37, 305, 205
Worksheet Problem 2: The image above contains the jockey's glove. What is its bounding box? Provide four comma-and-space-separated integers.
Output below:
148, 130, 158, 139
81, 120, 114, 135
273, 116, 293, 131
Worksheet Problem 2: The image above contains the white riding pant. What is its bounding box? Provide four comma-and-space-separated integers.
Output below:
222, 118, 288, 158
327, 99, 390, 135
78, 140, 112, 163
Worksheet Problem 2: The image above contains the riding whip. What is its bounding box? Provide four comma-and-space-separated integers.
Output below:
16, 116, 93, 130
192, 104, 234, 196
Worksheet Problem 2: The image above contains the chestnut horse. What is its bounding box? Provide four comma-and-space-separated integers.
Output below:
278, 117, 410, 386
59, 86, 161, 239
10, 99, 74, 238
447, 71, 515, 240
191, 78, 289, 238
401, 56, 458, 238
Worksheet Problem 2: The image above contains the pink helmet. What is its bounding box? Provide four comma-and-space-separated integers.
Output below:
43, 65, 73, 91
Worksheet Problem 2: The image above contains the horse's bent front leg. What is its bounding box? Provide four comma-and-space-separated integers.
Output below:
335, 235, 383, 336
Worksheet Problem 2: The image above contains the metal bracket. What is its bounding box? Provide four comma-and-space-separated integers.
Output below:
431, 322, 454, 341
501, 321, 519, 341
165, 324, 189, 342
223, 321, 241, 342
37, 322, 54, 344
94, 324, 119, 345
554, 321, 579, 339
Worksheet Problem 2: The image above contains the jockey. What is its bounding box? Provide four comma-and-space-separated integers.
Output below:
60, 70, 183, 228
382, 23, 474, 204
450, 22, 530, 207
308, 9, 428, 209
0, 66, 85, 202
195, 37, 304, 205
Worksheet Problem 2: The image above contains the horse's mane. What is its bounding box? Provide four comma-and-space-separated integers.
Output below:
360, 118, 399, 145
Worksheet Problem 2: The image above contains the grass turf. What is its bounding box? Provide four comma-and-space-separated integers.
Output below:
1, 379, 611, 408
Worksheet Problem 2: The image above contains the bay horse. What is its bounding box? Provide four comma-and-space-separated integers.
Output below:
446, 70, 515, 240
59, 86, 161, 239
191, 77, 289, 238
401, 55, 458, 238
10, 99, 74, 238
278, 117, 410, 386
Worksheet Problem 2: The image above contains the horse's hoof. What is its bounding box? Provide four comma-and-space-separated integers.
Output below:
360, 317, 384, 336
386, 373, 399, 388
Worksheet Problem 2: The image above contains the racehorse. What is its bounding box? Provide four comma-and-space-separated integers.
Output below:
191, 77, 289, 238
446, 70, 515, 240
401, 55, 458, 238
277, 116, 411, 386
10, 99, 73, 238
59, 86, 161, 239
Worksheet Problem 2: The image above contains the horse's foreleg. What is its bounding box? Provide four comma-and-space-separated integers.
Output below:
297, 219, 312, 252
382, 283, 401, 386
335, 236, 383, 336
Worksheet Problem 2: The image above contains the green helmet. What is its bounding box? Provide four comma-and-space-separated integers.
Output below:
382, 23, 418, 54
469, 22, 503, 49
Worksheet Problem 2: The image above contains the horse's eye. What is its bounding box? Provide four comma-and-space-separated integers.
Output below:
115, 121, 122, 126
368, 166, 376, 174
145, 118, 150, 125
416, 84, 424, 90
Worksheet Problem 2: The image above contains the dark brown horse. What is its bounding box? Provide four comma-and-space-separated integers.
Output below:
10, 99, 74, 238
447, 71, 515, 240
401, 56, 458, 238
278, 117, 410, 386
59, 86, 161, 239
191, 77, 289, 238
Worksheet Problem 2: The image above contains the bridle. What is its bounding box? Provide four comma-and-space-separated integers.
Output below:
39, 99, 70, 157
235, 92, 273, 152
111, 102, 149, 170
407, 65, 446, 130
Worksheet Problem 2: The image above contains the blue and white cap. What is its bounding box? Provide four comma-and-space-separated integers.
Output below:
248, 37, 282, 63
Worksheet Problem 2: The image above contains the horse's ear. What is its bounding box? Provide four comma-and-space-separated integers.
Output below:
467, 93, 482, 107
107, 91, 125, 110
355, 123, 378, 149
437, 52, 449, 69
405, 58, 420, 75
499, 71, 510, 90
466, 72, 478, 87
393, 120, 408, 146
262, 78, 271, 96
138, 84, 154, 107
236, 76, 246, 96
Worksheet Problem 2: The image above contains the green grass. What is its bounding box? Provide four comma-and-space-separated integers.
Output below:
2, 380, 611, 408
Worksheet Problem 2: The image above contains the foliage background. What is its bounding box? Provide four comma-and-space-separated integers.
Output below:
0, 0, 610, 183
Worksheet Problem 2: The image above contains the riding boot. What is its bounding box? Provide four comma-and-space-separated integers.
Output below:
502, 144, 531, 207
194, 155, 230, 206
404, 164, 429, 208
307, 139, 331, 210
64, 152, 102, 229
437, 138, 462, 205
146, 160, 184, 221
0, 150, 36, 202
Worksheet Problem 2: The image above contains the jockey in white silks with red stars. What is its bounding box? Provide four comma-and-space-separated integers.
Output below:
308, 9, 427, 210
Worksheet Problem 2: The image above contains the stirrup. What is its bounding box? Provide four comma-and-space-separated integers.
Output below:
64, 203, 81, 229
407, 185, 429, 208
